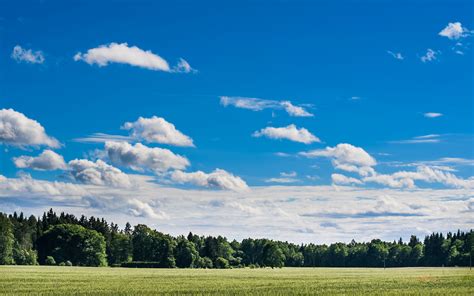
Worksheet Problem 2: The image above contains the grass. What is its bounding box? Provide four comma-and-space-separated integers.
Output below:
0, 266, 472, 295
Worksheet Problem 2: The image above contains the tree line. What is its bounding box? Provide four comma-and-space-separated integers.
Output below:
0, 209, 472, 268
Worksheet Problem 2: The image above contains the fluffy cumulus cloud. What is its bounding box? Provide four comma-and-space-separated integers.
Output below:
68, 159, 132, 188
74, 43, 165, 71
424, 112, 443, 118
105, 141, 189, 173
13, 150, 66, 171
420, 49, 439, 63
439, 22, 471, 40
170, 169, 249, 192
74, 43, 195, 73
253, 124, 320, 144
0, 109, 60, 148
11, 45, 45, 64
331, 173, 362, 185
122, 116, 194, 147
300, 143, 376, 176
220, 96, 313, 117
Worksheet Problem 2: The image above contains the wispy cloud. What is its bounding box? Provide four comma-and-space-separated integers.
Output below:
387, 50, 404, 60
73, 133, 133, 143
11, 45, 45, 64
390, 134, 442, 144
424, 112, 443, 118
220, 96, 313, 117
420, 49, 440, 63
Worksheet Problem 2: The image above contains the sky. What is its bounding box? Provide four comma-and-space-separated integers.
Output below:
0, 0, 473, 244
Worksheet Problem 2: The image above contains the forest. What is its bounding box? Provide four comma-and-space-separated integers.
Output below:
0, 209, 472, 268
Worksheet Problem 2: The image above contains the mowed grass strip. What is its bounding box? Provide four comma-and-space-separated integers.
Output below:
0, 266, 472, 295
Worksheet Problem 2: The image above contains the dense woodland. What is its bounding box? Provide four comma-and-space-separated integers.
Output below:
0, 209, 472, 268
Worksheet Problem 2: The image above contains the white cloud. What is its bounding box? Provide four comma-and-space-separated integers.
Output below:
420, 49, 439, 63
13, 150, 66, 171
363, 166, 474, 189
300, 143, 376, 176
170, 169, 249, 192
280, 101, 313, 117
74, 42, 171, 71
68, 159, 132, 188
122, 116, 194, 147
173, 58, 197, 73
220, 96, 313, 117
266, 171, 299, 183
0, 173, 86, 196
390, 134, 441, 144
424, 112, 443, 118
387, 50, 404, 60
128, 199, 168, 219
253, 124, 320, 144
73, 133, 133, 144
439, 22, 471, 40
1, 174, 472, 244
105, 141, 189, 173
11, 45, 45, 64
0, 108, 60, 148
331, 173, 362, 185
265, 178, 299, 183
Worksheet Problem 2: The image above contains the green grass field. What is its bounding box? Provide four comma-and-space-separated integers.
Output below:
0, 266, 472, 295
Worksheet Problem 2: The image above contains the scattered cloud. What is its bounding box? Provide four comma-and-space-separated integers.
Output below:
387, 50, 404, 60
363, 166, 474, 189
424, 112, 443, 118
0, 173, 472, 243
13, 150, 66, 171
420, 49, 439, 63
0, 108, 60, 148
265, 172, 299, 184
105, 141, 189, 173
173, 58, 197, 73
170, 169, 249, 192
390, 134, 441, 144
300, 143, 376, 176
122, 116, 194, 147
331, 173, 362, 185
253, 124, 320, 144
439, 22, 471, 40
73, 133, 132, 144
68, 159, 132, 188
74, 42, 194, 73
11, 45, 45, 64
220, 96, 313, 117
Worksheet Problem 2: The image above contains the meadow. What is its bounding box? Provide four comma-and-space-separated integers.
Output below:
0, 266, 472, 295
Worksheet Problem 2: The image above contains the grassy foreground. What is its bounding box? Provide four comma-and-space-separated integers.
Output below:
0, 266, 472, 295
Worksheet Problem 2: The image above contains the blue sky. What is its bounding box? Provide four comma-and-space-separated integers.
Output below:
0, 0, 473, 243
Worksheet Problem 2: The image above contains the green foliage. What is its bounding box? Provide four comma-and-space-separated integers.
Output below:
175, 238, 199, 268
1, 210, 473, 268
37, 224, 107, 267
45, 256, 56, 266
263, 242, 285, 268
0, 214, 14, 265
214, 257, 230, 269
